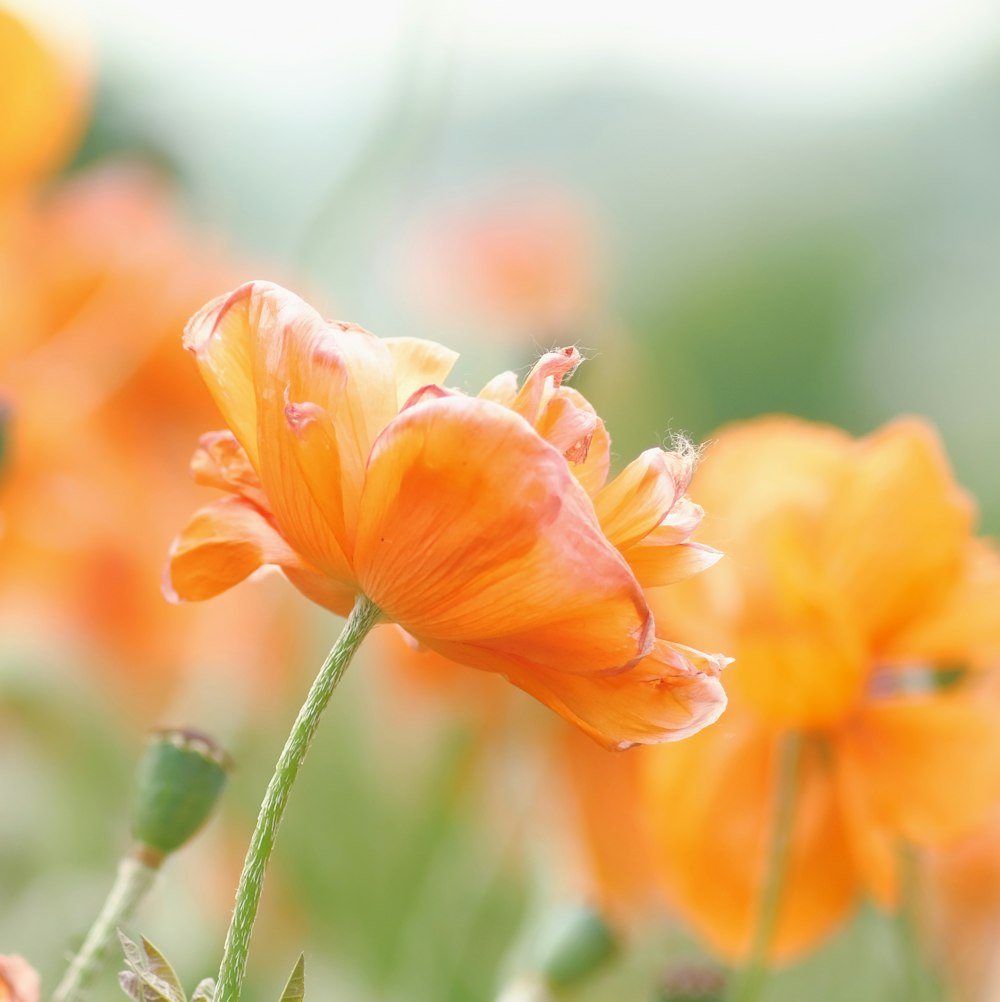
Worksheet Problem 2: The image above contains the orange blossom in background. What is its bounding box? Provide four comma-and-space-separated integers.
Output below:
619, 417, 1000, 962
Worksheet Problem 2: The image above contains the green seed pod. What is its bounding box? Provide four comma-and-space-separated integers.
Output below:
131, 728, 231, 860
539, 905, 617, 989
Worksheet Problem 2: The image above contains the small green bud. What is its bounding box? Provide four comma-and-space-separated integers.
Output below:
539, 905, 617, 990
131, 728, 230, 860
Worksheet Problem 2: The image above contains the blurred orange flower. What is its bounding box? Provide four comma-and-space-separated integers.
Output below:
0, 7, 86, 203
0, 955, 39, 1002
0, 8, 306, 713
401, 187, 600, 342
631, 417, 1000, 962
166, 280, 728, 748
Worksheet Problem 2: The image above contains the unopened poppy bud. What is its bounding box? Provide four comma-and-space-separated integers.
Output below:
539, 905, 617, 989
131, 728, 230, 861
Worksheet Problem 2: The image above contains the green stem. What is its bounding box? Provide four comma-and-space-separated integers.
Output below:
214, 595, 382, 1002
727, 731, 802, 1002
896, 842, 939, 1002
50, 851, 159, 1002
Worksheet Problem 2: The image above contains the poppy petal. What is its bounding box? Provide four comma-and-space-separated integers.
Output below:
354, 395, 652, 675
640, 716, 860, 962
595, 447, 694, 551
165, 496, 301, 602
384, 336, 459, 406
498, 639, 728, 748
821, 419, 973, 648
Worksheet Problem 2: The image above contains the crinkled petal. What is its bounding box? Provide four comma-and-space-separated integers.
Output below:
510, 346, 581, 424
821, 419, 974, 650
190, 430, 268, 508
640, 715, 860, 962
165, 497, 301, 602
354, 395, 652, 675
534, 392, 598, 463
595, 447, 694, 551
558, 387, 611, 496
384, 336, 459, 407
492, 638, 727, 749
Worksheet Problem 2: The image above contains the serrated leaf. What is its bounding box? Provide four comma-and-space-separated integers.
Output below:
119, 971, 141, 1001
191, 978, 216, 1002
277, 954, 305, 1002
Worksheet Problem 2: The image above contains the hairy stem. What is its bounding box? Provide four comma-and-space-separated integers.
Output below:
214, 595, 382, 1002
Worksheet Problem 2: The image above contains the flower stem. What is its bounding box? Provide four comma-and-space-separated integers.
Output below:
50, 851, 160, 1002
214, 594, 382, 1002
727, 731, 802, 1002
896, 841, 941, 1002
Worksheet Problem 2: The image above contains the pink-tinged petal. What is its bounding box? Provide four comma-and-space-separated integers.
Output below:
183, 283, 264, 467
165, 497, 301, 602
595, 447, 694, 551
625, 540, 723, 589
383, 336, 459, 407
820, 419, 974, 650
353, 395, 652, 675
559, 387, 611, 496
655, 496, 705, 545
510, 346, 582, 424
534, 392, 598, 463
250, 298, 357, 578
190, 430, 268, 508
468, 638, 726, 749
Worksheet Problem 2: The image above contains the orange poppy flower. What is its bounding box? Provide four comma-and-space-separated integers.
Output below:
631, 417, 1000, 961
166, 280, 728, 748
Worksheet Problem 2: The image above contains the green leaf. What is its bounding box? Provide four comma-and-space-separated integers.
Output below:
141, 938, 185, 999
191, 978, 216, 1002
277, 955, 305, 1002
117, 931, 187, 1002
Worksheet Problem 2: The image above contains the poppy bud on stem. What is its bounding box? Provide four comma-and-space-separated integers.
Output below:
50, 729, 230, 1002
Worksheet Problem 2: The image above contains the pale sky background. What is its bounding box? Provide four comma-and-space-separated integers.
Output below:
23, 0, 1000, 115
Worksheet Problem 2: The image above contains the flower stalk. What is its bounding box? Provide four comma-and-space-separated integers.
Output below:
50, 852, 159, 1002
727, 731, 802, 1002
214, 594, 382, 1002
